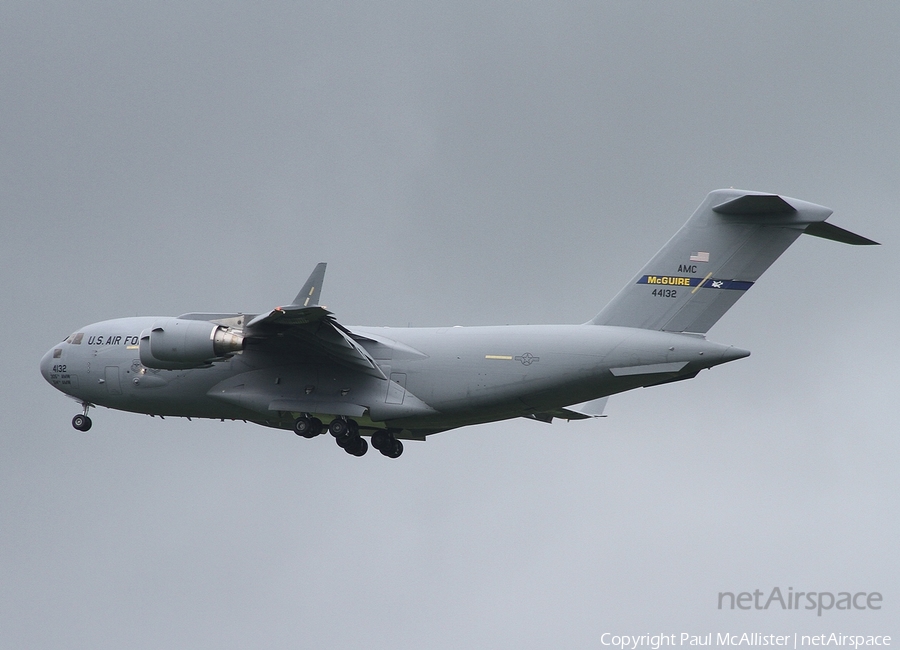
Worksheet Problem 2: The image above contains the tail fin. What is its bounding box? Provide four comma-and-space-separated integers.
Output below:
590, 190, 878, 333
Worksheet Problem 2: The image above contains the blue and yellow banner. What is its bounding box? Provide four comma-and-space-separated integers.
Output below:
637, 275, 754, 291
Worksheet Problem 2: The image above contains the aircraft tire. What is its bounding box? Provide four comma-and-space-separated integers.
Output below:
72, 414, 92, 432
346, 436, 368, 457
371, 431, 389, 451
293, 416, 316, 438
329, 418, 349, 437
382, 438, 403, 458
308, 417, 323, 436
335, 431, 352, 449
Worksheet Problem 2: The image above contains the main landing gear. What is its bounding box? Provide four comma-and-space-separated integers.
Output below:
371, 430, 403, 459
331, 418, 368, 457
72, 403, 93, 432
291, 415, 404, 458
292, 415, 323, 438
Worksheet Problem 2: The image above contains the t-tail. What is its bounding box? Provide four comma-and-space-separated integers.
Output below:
591, 189, 878, 333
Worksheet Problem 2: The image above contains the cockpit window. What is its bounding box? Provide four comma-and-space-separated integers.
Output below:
65, 332, 84, 344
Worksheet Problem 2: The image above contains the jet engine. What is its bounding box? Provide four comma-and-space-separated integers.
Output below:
139, 318, 244, 369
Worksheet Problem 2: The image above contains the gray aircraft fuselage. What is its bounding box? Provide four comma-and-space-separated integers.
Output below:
40, 189, 877, 457
40, 318, 746, 434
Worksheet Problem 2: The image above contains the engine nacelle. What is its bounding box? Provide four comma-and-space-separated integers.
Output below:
139, 318, 244, 370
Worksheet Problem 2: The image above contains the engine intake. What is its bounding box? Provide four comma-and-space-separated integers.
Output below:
139, 318, 244, 369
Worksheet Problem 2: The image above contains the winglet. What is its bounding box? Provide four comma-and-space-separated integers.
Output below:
292, 262, 327, 307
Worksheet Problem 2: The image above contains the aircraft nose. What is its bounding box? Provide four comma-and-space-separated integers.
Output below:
39, 347, 56, 384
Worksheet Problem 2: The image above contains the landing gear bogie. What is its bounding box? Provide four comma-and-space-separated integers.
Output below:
372, 430, 403, 458
345, 435, 368, 457
293, 416, 323, 438
298, 417, 402, 458
330, 418, 366, 456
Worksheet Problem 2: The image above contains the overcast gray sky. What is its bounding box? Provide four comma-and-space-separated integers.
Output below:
2, 2, 897, 648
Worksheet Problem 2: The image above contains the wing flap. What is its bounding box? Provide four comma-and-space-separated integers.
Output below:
301, 320, 387, 379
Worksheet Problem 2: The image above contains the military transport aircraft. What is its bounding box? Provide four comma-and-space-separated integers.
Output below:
40, 190, 877, 458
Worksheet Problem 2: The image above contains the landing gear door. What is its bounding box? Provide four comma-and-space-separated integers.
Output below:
385, 373, 406, 405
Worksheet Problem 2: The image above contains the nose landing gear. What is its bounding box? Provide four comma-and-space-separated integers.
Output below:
72, 403, 93, 431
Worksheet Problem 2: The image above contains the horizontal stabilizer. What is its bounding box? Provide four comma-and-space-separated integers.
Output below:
712, 193, 795, 215
803, 221, 879, 246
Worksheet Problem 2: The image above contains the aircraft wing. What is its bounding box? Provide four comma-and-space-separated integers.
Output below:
244, 265, 387, 380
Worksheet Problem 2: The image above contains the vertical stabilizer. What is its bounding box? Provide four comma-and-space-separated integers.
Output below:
590, 190, 876, 333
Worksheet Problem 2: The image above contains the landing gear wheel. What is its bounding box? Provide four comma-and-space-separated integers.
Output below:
384, 438, 403, 459
308, 417, 323, 436
375, 432, 403, 458
335, 432, 352, 449
293, 416, 317, 438
345, 436, 368, 457
371, 430, 390, 451
329, 418, 349, 437
72, 414, 92, 432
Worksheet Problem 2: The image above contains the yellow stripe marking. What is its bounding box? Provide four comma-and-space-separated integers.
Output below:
126, 345, 139, 350
691, 272, 713, 294
485, 355, 513, 360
